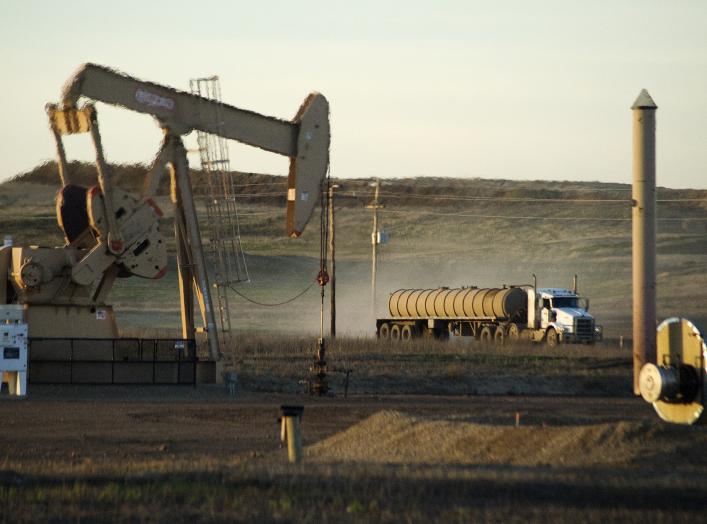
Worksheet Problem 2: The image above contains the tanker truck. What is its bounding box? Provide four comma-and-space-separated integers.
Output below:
376, 283, 602, 346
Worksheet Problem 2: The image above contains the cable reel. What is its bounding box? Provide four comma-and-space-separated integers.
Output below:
639, 317, 706, 425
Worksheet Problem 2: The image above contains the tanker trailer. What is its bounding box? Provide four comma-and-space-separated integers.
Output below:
376, 285, 601, 346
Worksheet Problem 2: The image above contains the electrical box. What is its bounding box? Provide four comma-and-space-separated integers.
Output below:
0, 305, 27, 396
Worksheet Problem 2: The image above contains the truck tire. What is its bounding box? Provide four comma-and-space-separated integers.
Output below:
390, 324, 401, 342
480, 326, 493, 344
546, 328, 558, 348
494, 328, 505, 346
401, 325, 413, 342
379, 323, 390, 339
507, 323, 520, 344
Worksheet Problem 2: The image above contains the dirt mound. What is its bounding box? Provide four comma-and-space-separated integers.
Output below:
307, 410, 707, 467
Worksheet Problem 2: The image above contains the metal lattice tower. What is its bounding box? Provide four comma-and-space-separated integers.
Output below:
189, 76, 250, 339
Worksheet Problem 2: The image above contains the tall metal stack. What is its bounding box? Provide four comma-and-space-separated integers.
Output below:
189, 76, 250, 341
631, 89, 657, 395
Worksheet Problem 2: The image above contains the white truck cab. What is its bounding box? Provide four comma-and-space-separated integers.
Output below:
536, 288, 599, 345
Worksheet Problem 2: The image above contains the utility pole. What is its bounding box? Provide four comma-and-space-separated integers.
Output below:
328, 183, 339, 338
366, 179, 384, 319
631, 89, 658, 395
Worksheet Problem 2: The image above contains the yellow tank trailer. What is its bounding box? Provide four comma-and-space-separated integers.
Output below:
378, 283, 601, 347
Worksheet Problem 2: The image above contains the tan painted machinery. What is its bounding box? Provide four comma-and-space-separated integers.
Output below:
639, 318, 706, 425
0, 63, 329, 364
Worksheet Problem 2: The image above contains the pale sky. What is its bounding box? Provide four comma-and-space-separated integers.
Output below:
1, 0, 705, 187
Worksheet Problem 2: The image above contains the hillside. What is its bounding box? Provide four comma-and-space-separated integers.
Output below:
3, 161, 707, 338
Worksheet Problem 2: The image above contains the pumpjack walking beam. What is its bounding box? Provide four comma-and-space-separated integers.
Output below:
50, 63, 330, 359
59, 63, 329, 238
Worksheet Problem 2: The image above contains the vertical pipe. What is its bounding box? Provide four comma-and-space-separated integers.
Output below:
280, 406, 304, 463
631, 89, 658, 395
328, 184, 338, 338
319, 183, 325, 345
285, 416, 303, 463
369, 179, 381, 319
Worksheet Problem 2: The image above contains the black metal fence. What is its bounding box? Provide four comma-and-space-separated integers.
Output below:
28, 337, 197, 385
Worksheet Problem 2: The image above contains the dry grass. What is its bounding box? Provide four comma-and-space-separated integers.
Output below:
4, 169, 707, 339
117, 328, 631, 395
174, 332, 634, 396
4, 463, 704, 523
2, 406, 706, 523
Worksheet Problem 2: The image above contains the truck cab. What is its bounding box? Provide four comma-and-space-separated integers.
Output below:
536, 288, 599, 345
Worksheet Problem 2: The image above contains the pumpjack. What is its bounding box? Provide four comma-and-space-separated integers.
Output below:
0, 63, 329, 364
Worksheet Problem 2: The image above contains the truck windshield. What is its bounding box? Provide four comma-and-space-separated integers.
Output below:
552, 297, 579, 308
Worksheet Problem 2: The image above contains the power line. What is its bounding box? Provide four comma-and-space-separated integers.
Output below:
343, 180, 707, 195
230, 191, 284, 197
213, 188, 707, 204
379, 208, 707, 222
341, 191, 707, 204
231, 203, 707, 222
232, 210, 281, 216
380, 209, 629, 221
656, 198, 707, 202
348, 179, 638, 192
354, 192, 629, 203
229, 181, 286, 187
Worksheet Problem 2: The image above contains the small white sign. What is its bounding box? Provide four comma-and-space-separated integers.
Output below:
95, 309, 107, 320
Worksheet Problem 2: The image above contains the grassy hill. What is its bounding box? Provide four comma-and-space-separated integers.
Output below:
3, 161, 707, 339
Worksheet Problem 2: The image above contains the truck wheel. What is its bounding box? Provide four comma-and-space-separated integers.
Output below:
480, 326, 493, 344
390, 324, 401, 342
401, 325, 413, 342
507, 323, 520, 344
546, 328, 558, 348
494, 328, 505, 346
379, 323, 390, 339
